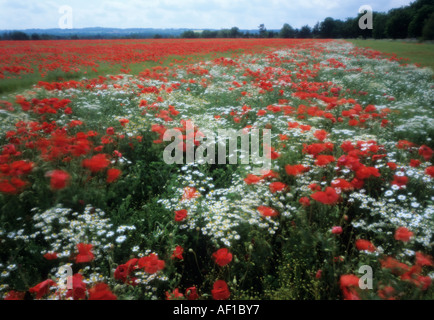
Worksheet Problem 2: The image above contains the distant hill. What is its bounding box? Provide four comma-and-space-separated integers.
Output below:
0, 27, 266, 39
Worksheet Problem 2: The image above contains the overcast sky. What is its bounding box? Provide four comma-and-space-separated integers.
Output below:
0, 0, 414, 30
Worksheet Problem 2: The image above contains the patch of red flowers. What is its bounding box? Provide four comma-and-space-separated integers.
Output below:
257, 205, 279, 217
212, 248, 233, 267
394, 227, 413, 242
82, 154, 110, 173
46, 169, 70, 190
175, 209, 188, 222
285, 164, 309, 176
138, 253, 165, 274
88, 283, 117, 300
211, 280, 230, 300
75, 243, 95, 263
311, 187, 340, 205
355, 239, 376, 252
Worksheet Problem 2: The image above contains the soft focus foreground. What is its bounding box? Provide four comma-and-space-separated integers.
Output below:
0, 38, 433, 300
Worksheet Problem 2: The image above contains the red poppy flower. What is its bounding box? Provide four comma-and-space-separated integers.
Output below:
311, 187, 340, 205
9, 160, 34, 175
419, 145, 433, 161
417, 276, 432, 291
211, 280, 230, 300
257, 205, 279, 217
387, 162, 397, 170
425, 166, 434, 178
75, 243, 95, 263
43, 252, 58, 260
269, 182, 287, 193
65, 273, 87, 300
339, 274, 360, 300
175, 209, 188, 222
299, 196, 311, 207
380, 256, 410, 275
331, 178, 353, 191
409, 159, 421, 167
119, 118, 129, 126
302, 143, 332, 156
415, 252, 433, 267
114, 260, 138, 285
138, 253, 165, 274
166, 288, 184, 300
340, 274, 359, 289
88, 283, 117, 300
106, 168, 122, 183
332, 226, 343, 235
314, 129, 328, 141
356, 165, 380, 180
185, 286, 199, 300
212, 248, 233, 267
82, 154, 110, 173
308, 183, 321, 191
29, 279, 57, 299
396, 140, 416, 150
0, 180, 19, 194
244, 174, 262, 185
182, 186, 200, 201
285, 164, 309, 176
340, 141, 355, 153
314, 155, 336, 166
378, 286, 396, 300
355, 239, 376, 252
261, 169, 279, 179
46, 170, 70, 190
171, 246, 184, 260
3, 291, 25, 300
279, 134, 289, 141
391, 175, 408, 187
394, 227, 413, 242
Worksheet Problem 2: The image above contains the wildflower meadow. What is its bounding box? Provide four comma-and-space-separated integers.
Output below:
0, 38, 433, 301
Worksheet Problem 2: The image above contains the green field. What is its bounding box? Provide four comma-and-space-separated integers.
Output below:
348, 39, 434, 71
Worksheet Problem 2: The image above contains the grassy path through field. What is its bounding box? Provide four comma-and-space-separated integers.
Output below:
348, 39, 434, 71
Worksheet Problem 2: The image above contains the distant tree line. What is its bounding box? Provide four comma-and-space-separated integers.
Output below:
183, 0, 434, 40
1, 0, 433, 41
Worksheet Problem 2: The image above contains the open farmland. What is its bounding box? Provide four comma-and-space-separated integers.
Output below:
0, 38, 433, 301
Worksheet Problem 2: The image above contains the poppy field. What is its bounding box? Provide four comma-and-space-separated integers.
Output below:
0, 38, 433, 301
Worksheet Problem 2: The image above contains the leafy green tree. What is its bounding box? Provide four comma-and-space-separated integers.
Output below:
408, 4, 434, 38
180, 30, 197, 38
10, 31, 29, 40
298, 25, 312, 38
258, 24, 267, 38
372, 12, 388, 39
320, 17, 338, 38
422, 12, 434, 40
229, 27, 241, 38
217, 29, 230, 38
201, 30, 218, 38
386, 8, 412, 39
279, 23, 295, 38
312, 22, 321, 38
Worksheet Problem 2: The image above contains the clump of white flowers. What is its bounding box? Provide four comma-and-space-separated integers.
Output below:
28, 204, 135, 260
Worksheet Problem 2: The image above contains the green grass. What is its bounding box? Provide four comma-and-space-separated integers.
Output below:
347, 39, 434, 71
0, 49, 245, 96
